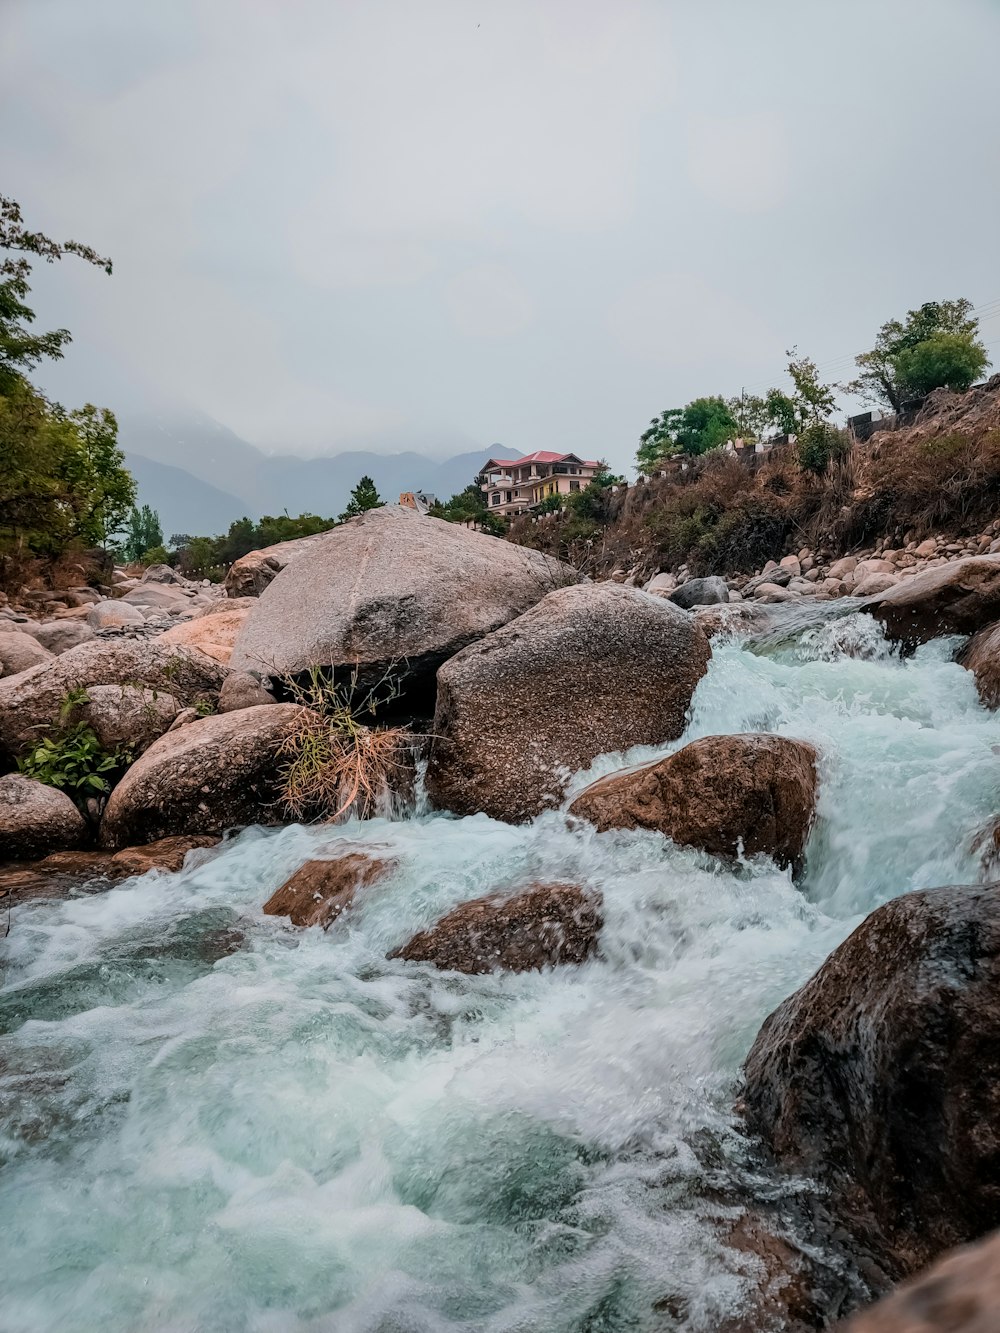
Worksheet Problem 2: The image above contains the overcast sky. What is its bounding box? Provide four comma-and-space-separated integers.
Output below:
3, 0, 1000, 473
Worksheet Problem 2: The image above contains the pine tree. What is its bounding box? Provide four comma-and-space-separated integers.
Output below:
339, 475, 384, 521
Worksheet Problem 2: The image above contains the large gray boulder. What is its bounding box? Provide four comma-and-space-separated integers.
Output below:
99, 704, 315, 847
87, 599, 145, 630
229, 506, 582, 694
22, 619, 95, 655
0, 631, 53, 678
0, 639, 226, 766
0, 774, 88, 859
425, 583, 712, 823
120, 584, 191, 611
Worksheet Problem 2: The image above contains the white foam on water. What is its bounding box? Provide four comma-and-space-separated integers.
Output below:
3, 613, 999, 1331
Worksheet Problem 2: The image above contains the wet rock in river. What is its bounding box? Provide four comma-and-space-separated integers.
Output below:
263, 851, 396, 929
569, 733, 818, 875
389, 882, 602, 974
742, 881, 1000, 1281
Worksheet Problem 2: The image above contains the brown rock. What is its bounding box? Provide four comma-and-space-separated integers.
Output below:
223, 534, 328, 598
957, 620, 1000, 707
843, 1229, 1000, 1332
159, 603, 253, 665
217, 671, 276, 713
854, 573, 900, 597
742, 881, 1000, 1280
425, 583, 711, 824
569, 734, 818, 874
229, 505, 581, 694
865, 556, 1000, 646
99, 704, 316, 848
263, 851, 395, 928
0, 774, 88, 860
389, 882, 602, 974
0, 835, 220, 906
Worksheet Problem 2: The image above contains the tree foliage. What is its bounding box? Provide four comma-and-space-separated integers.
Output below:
847, 299, 989, 411
0, 194, 112, 394
121, 504, 164, 562
0, 195, 132, 588
339, 475, 384, 521
637, 396, 738, 470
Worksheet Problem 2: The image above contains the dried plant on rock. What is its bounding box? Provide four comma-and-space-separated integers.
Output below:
275, 665, 415, 823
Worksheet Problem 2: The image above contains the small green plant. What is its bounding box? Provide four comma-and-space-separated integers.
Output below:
17, 688, 129, 807
18, 721, 120, 798
193, 696, 217, 717
276, 664, 412, 823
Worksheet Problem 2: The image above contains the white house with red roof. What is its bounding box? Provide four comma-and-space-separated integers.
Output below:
477, 451, 602, 517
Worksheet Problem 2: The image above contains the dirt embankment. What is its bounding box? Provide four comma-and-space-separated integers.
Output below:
508, 375, 1000, 585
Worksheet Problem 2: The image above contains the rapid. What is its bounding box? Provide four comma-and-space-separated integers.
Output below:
2, 611, 999, 1332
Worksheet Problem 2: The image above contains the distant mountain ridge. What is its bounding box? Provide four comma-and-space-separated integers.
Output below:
118, 411, 514, 536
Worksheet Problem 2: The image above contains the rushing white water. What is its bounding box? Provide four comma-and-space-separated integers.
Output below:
3, 612, 999, 1332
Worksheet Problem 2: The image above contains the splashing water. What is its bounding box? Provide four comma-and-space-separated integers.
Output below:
2, 613, 999, 1331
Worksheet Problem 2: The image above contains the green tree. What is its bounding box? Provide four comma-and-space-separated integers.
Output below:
0, 194, 112, 393
339, 475, 384, 521
847, 299, 989, 411
637, 397, 737, 470
59, 405, 135, 547
121, 505, 163, 562
892, 331, 990, 401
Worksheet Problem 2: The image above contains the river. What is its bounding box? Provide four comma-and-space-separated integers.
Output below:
2, 612, 998, 1331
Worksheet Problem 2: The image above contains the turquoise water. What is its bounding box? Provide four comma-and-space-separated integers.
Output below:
2, 613, 998, 1331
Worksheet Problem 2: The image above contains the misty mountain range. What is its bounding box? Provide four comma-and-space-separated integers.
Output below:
119, 412, 507, 539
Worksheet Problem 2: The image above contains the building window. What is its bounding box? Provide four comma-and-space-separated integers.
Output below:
505, 491, 512, 503
491, 493, 500, 506
569, 480, 580, 492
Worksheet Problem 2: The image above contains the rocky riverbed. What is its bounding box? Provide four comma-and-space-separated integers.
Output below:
4, 508, 1000, 1330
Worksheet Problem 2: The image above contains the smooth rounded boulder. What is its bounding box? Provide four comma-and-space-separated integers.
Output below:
0, 631, 53, 678
425, 583, 711, 823
865, 555, 1000, 646
87, 599, 146, 630
99, 703, 316, 847
78, 684, 180, 755
0, 773, 88, 859
21, 619, 95, 655
0, 639, 226, 766
669, 575, 729, 609
388, 883, 602, 974
229, 506, 582, 697
569, 733, 818, 874
742, 881, 1000, 1280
